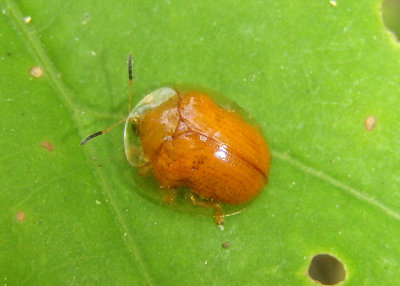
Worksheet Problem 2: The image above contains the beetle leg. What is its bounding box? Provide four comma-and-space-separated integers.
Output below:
188, 193, 224, 225
213, 204, 224, 225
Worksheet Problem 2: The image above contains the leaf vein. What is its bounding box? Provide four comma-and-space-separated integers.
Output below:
5, 1, 154, 284
273, 150, 400, 221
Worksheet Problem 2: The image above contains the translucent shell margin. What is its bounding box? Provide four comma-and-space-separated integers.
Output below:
124, 87, 178, 166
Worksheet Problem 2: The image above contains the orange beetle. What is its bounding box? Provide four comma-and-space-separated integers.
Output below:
82, 56, 270, 225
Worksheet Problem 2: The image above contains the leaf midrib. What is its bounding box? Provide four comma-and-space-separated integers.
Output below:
5, 1, 154, 284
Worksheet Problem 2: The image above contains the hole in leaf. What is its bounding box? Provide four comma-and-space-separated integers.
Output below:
308, 253, 345, 285
382, 0, 400, 41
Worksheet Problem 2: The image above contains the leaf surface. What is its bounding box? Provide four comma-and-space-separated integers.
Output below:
1, 0, 399, 285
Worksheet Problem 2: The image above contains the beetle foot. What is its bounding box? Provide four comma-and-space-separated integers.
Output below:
188, 193, 225, 225
214, 204, 224, 225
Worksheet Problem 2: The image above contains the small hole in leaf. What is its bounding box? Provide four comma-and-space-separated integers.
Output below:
308, 253, 345, 285
382, 0, 400, 41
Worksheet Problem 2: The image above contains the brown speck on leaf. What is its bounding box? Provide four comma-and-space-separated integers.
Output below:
41, 141, 54, 151
16, 211, 25, 222
30, 66, 43, 78
221, 242, 230, 249
364, 116, 376, 131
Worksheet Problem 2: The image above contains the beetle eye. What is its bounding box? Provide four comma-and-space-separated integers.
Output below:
124, 115, 147, 167
131, 120, 140, 135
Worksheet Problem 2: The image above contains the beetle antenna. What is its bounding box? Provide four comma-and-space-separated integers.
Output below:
128, 54, 133, 111
81, 55, 133, 146
80, 118, 125, 145
80, 131, 103, 145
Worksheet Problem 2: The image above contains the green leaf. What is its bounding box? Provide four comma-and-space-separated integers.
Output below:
1, 0, 399, 285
